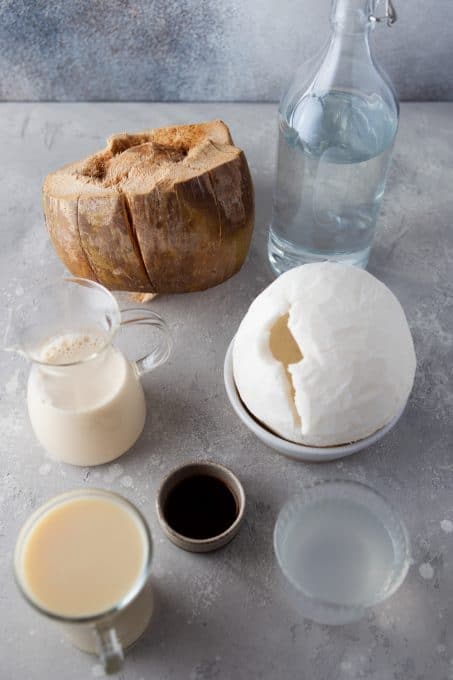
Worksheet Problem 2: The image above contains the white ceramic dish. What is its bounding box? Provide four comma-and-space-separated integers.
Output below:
224, 339, 406, 463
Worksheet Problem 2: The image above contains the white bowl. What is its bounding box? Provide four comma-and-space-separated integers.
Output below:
224, 339, 406, 463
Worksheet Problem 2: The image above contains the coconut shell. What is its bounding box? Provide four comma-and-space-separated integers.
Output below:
43, 120, 254, 294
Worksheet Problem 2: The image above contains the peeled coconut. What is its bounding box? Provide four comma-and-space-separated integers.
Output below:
43, 120, 254, 294
233, 262, 416, 447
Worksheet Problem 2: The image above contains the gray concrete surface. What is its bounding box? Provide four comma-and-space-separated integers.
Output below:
0, 0, 452, 102
0, 102, 452, 679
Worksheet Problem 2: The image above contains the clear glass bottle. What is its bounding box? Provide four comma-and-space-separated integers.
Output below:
268, 0, 398, 274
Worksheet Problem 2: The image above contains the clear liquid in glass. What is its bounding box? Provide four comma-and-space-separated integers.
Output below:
280, 497, 395, 606
268, 90, 397, 274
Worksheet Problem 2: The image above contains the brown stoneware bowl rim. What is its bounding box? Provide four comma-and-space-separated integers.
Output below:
156, 461, 246, 551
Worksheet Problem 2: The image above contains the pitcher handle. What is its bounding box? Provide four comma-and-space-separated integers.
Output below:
94, 625, 124, 675
120, 308, 172, 377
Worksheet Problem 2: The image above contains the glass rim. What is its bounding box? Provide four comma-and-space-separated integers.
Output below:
14, 488, 153, 625
26, 277, 121, 369
273, 479, 411, 613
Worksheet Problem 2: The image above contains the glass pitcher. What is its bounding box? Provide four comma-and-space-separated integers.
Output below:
5, 278, 171, 466
268, 0, 398, 274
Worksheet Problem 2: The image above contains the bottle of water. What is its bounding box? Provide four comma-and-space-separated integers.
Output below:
268, 0, 399, 274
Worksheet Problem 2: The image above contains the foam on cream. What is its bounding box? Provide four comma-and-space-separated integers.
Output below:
40, 332, 106, 365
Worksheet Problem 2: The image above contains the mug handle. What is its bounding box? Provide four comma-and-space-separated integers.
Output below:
119, 308, 172, 377
94, 625, 124, 674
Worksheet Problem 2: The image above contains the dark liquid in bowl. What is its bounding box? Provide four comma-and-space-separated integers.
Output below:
163, 475, 238, 540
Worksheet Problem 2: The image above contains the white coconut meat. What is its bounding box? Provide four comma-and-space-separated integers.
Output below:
233, 262, 416, 447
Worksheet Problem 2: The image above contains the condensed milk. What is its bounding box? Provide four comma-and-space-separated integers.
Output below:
15, 490, 153, 659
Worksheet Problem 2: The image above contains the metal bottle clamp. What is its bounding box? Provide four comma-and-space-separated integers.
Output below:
371, 0, 397, 26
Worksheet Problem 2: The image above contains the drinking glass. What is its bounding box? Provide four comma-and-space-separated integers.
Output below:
274, 480, 410, 624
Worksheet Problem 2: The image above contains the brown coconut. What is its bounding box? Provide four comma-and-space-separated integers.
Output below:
43, 120, 254, 294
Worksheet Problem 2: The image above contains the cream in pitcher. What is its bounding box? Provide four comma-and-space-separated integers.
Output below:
28, 331, 146, 466
6, 278, 171, 466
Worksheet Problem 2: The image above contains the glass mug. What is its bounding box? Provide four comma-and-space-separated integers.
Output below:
14, 489, 153, 675
6, 277, 171, 465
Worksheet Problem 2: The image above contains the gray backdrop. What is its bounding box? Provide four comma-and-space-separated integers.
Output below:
0, 0, 451, 102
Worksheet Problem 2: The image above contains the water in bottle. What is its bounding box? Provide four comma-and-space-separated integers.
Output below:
268, 0, 399, 274
269, 90, 397, 273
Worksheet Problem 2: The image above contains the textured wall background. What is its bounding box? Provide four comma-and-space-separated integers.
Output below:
0, 0, 451, 102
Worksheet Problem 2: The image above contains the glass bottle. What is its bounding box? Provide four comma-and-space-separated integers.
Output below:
268, 0, 398, 274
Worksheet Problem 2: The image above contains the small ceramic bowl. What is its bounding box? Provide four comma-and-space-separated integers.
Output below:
156, 461, 246, 553
224, 339, 407, 463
